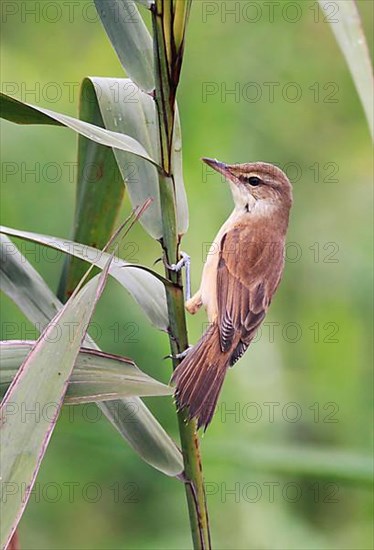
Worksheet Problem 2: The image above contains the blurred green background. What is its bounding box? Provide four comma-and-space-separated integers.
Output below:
1, 1, 373, 548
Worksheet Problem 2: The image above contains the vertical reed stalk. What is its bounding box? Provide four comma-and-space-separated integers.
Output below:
151, 1, 211, 547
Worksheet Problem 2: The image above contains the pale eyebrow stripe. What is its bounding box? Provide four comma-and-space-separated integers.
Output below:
238, 173, 262, 179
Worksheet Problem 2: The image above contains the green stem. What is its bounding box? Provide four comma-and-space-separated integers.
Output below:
151, 2, 211, 548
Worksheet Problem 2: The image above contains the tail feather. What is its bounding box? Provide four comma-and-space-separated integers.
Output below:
171, 323, 231, 430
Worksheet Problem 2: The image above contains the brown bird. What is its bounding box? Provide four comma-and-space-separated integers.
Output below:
172, 158, 293, 429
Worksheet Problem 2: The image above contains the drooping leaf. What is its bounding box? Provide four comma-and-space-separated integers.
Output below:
134, 0, 153, 7
0, 341, 173, 403
87, 77, 162, 237
1, 228, 169, 331
0, 236, 183, 477
0, 234, 62, 327
0, 262, 111, 549
1, 87, 188, 238
94, 0, 154, 92
173, 104, 189, 234
99, 399, 183, 475
0, 93, 62, 125
58, 80, 125, 299
86, 77, 189, 238
319, 0, 373, 139
0, 92, 159, 166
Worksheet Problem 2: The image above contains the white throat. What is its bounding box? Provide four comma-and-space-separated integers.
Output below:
229, 181, 275, 218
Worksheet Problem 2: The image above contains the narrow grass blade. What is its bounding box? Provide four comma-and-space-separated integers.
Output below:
134, 0, 153, 7
99, 399, 183, 476
0, 87, 188, 238
173, 105, 189, 235
87, 77, 162, 238
0, 93, 159, 166
94, 0, 154, 92
0, 93, 62, 125
319, 0, 373, 139
0, 262, 111, 549
58, 80, 125, 299
1, 227, 169, 331
0, 342, 173, 403
0, 236, 183, 477
173, 0, 192, 52
86, 78, 188, 237
0, 235, 61, 326
89, 77, 188, 237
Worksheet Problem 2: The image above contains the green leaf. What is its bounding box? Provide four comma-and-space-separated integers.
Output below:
173, 104, 189, 234
99, 399, 183, 475
1, 228, 169, 331
0, 93, 62, 125
0, 342, 173, 403
58, 80, 125, 299
1, 87, 188, 238
173, 0, 192, 52
94, 0, 154, 92
134, 0, 153, 7
319, 0, 373, 140
87, 77, 162, 238
0, 235, 61, 328
0, 236, 183, 477
0, 92, 159, 166
0, 263, 111, 549
88, 77, 189, 238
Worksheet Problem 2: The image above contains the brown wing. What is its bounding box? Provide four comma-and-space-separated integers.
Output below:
217, 221, 285, 365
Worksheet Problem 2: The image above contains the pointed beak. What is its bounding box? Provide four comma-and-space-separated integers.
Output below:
202, 157, 231, 179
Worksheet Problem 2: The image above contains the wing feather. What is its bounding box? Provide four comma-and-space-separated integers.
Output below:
217, 221, 285, 361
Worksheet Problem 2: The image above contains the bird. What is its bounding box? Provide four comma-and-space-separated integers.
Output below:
171, 158, 293, 430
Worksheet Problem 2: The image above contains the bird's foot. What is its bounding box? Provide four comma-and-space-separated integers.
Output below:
164, 345, 193, 361
165, 251, 191, 300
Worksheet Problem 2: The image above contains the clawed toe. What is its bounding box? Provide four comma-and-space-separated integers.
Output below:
164, 345, 193, 361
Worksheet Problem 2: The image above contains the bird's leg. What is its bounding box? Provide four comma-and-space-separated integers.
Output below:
164, 252, 201, 362
166, 251, 191, 301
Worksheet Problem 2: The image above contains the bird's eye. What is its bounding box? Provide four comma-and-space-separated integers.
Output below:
238, 174, 263, 186
247, 176, 262, 186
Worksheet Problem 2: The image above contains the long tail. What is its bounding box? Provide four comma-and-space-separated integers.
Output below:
171, 323, 230, 430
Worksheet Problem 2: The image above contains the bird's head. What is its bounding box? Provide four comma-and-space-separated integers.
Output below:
202, 158, 293, 216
